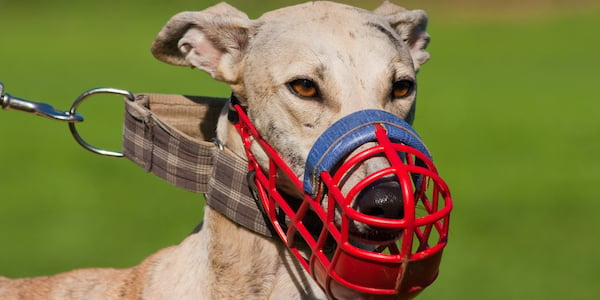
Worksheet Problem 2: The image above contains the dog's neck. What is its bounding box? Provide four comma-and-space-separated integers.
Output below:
204, 93, 279, 238
211, 94, 314, 239
216, 95, 246, 159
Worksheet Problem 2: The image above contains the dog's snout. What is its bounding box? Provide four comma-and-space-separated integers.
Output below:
356, 181, 404, 219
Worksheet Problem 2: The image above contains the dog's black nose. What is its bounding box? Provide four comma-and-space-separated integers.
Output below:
356, 180, 404, 219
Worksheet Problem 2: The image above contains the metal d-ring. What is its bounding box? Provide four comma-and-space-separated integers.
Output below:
68, 87, 135, 157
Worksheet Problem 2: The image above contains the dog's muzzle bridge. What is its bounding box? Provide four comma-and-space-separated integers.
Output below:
2, 82, 453, 300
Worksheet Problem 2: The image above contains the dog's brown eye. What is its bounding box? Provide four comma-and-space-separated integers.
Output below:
288, 79, 319, 98
392, 80, 414, 99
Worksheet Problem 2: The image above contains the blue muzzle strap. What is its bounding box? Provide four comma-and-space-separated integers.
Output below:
302, 109, 431, 195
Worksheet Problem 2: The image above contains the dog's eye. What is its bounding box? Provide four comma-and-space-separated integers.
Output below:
288, 79, 319, 98
392, 80, 414, 99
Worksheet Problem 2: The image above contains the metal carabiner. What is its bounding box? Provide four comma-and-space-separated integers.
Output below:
68, 87, 135, 158
0, 82, 84, 122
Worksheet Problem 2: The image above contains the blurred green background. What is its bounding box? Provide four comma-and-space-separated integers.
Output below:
1, 0, 599, 299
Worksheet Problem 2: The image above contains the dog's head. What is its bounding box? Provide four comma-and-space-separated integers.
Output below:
152, 0, 430, 227
152, 2, 448, 298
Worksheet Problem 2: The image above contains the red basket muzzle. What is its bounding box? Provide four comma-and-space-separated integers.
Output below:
233, 106, 452, 300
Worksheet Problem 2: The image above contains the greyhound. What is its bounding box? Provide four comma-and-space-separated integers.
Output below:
0, 1, 431, 299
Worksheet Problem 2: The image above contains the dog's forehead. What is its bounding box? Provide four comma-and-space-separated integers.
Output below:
259, 1, 369, 19
249, 2, 411, 73
255, 2, 395, 45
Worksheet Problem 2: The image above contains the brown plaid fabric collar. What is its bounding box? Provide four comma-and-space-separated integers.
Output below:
122, 93, 274, 238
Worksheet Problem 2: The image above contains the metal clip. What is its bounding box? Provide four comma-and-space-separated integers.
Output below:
1, 82, 135, 158
0, 82, 84, 122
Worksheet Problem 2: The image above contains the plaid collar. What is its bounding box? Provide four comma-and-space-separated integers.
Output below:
122, 93, 275, 238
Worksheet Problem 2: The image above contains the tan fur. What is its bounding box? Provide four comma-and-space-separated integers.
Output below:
0, 2, 430, 299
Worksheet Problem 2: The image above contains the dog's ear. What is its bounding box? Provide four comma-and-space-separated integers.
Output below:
374, 1, 430, 71
151, 2, 251, 83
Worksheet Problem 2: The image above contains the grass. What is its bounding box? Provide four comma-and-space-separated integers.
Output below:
1, 0, 599, 299
416, 10, 600, 299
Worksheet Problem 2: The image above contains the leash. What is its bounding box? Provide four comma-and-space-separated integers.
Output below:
1, 82, 275, 238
